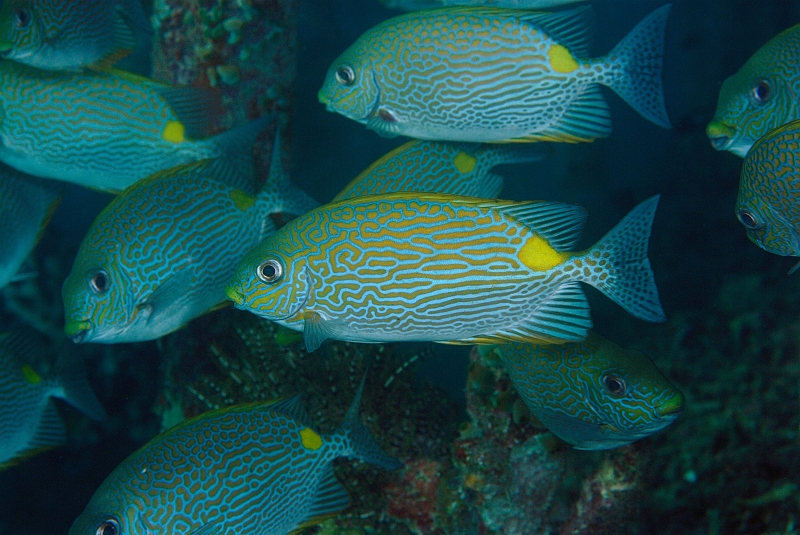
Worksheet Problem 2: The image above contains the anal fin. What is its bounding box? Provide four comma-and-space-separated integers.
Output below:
516, 85, 611, 143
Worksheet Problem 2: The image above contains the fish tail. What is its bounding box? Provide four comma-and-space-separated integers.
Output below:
601, 5, 672, 129
257, 132, 320, 218
55, 350, 107, 422
578, 195, 666, 323
210, 115, 275, 188
336, 375, 402, 471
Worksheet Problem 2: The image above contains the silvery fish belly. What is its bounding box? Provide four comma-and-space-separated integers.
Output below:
227, 193, 666, 352
62, 136, 319, 344
0, 61, 244, 193
736, 119, 800, 260
334, 140, 549, 201
68, 385, 399, 535
496, 333, 684, 451
318, 6, 671, 143
0, 0, 152, 71
707, 24, 800, 157
0, 164, 61, 289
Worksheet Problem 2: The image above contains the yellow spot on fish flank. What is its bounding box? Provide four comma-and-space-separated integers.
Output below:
162, 120, 186, 143
453, 151, 477, 174
21, 365, 41, 384
548, 44, 579, 74
518, 235, 570, 272
229, 189, 256, 212
299, 427, 323, 450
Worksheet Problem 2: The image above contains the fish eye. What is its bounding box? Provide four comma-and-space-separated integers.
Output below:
96, 519, 119, 535
89, 269, 110, 294
335, 65, 356, 86
602, 374, 627, 397
751, 79, 771, 104
14, 8, 30, 29
737, 209, 762, 230
257, 259, 283, 283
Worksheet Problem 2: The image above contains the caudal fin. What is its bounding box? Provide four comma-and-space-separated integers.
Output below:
336, 375, 402, 471
258, 132, 320, 217
580, 195, 666, 323
55, 350, 107, 422
603, 5, 672, 129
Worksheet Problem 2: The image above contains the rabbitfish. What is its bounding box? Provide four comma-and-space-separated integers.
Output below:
0, 0, 152, 71
0, 62, 260, 193
0, 164, 61, 289
707, 24, 800, 157
227, 194, 665, 352
736, 119, 800, 265
0, 330, 106, 470
62, 134, 319, 344
319, 6, 671, 143
496, 333, 684, 450
68, 381, 400, 535
334, 140, 549, 201
381, 0, 583, 11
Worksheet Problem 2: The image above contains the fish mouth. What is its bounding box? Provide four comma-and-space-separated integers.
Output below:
225, 285, 245, 306
64, 320, 92, 343
317, 89, 330, 107
658, 391, 685, 417
0, 41, 13, 54
706, 120, 736, 150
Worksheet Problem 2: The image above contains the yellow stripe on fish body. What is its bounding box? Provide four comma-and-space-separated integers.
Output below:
0, 61, 230, 193
318, 6, 672, 143
228, 193, 666, 352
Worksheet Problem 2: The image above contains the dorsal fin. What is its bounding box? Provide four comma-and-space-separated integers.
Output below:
157, 87, 221, 139
519, 6, 595, 57
490, 200, 587, 251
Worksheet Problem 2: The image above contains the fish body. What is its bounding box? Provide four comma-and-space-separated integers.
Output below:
707, 24, 800, 157
380, 0, 584, 11
227, 193, 665, 352
68, 383, 400, 535
497, 333, 684, 450
0, 0, 152, 71
0, 164, 61, 289
334, 140, 549, 201
62, 137, 319, 344
319, 6, 671, 143
736, 119, 800, 258
0, 62, 256, 193
0, 330, 106, 469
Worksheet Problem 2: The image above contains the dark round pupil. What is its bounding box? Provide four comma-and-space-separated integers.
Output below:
605, 376, 623, 394
260, 264, 276, 279
738, 210, 758, 229
93, 272, 107, 291
100, 522, 117, 535
337, 67, 352, 84
754, 81, 769, 102
15, 9, 30, 27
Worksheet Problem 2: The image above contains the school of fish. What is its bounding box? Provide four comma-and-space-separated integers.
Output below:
21, 0, 800, 531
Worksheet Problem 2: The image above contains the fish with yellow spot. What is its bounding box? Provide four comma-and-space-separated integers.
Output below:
334, 140, 550, 201
227, 193, 665, 352
319, 5, 671, 143
62, 132, 320, 344
494, 333, 683, 451
68, 378, 401, 535
0, 329, 107, 470
707, 24, 800, 157
0, 61, 261, 193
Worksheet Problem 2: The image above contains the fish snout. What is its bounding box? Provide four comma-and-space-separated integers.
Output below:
225, 285, 245, 307
64, 320, 92, 343
658, 391, 685, 418
706, 121, 736, 150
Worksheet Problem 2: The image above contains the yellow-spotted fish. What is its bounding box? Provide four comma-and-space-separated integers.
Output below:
227, 194, 665, 352
62, 135, 319, 344
68, 380, 400, 535
736, 120, 800, 266
496, 333, 683, 450
0, 62, 262, 193
319, 6, 671, 143
707, 24, 800, 157
0, 330, 107, 470
0, 0, 152, 71
334, 140, 549, 201
0, 164, 61, 289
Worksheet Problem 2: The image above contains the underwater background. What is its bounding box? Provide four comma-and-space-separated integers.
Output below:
1, 0, 799, 534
